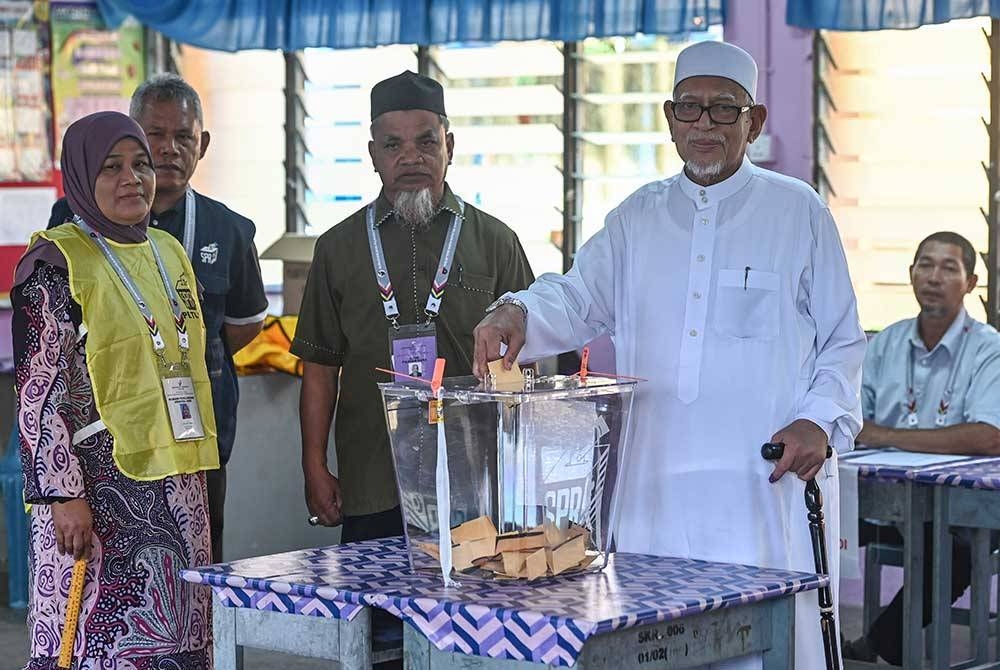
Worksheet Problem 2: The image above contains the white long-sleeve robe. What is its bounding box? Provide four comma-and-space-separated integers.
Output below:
514, 157, 865, 670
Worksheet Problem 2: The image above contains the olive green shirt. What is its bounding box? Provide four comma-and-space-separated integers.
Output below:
291, 183, 535, 516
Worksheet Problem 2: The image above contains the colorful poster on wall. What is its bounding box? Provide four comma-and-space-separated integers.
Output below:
50, 1, 144, 156
0, 0, 52, 182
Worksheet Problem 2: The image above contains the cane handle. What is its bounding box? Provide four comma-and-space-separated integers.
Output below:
760, 442, 833, 462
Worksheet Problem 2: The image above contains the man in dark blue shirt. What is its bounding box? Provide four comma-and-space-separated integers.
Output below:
49, 74, 268, 562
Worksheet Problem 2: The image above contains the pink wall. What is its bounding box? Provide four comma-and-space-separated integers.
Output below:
725, 0, 815, 184
0, 309, 11, 372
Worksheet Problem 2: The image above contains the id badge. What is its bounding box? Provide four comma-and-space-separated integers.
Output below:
160, 362, 206, 441
390, 322, 438, 381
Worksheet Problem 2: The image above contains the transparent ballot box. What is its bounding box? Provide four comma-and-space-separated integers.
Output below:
378, 373, 637, 581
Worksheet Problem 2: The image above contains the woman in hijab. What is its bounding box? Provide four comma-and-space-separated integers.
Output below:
12, 111, 218, 669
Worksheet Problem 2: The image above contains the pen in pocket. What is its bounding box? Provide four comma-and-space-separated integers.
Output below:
744, 266, 750, 290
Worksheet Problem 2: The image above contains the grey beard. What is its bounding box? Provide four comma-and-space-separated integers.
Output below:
394, 188, 437, 232
685, 159, 725, 182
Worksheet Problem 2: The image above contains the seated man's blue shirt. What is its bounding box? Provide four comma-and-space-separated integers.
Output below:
863, 308, 1000, 430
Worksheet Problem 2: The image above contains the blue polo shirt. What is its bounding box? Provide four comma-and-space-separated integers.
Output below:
863, 309, 1000, 430
49, 193, 268, 464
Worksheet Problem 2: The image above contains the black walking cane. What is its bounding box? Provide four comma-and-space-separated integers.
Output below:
761, 442, 840, 670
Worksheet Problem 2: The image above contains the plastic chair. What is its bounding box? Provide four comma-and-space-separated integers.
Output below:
0, 426, 28, 609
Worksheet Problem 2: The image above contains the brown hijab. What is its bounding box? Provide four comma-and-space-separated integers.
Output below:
13, 111, 153, 287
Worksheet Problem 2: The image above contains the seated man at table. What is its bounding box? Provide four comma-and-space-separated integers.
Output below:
843, 231, 1000, 664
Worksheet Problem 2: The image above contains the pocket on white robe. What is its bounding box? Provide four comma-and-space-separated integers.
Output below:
712, 268, 780, 340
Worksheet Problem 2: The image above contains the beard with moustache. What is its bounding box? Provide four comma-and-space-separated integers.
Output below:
394, 188, 438, 232
683, 131, 727, 183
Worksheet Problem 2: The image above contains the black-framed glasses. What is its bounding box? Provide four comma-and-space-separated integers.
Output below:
669, 101, 753, 125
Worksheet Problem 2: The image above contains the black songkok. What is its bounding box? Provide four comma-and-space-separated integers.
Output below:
370, 70, 446, 121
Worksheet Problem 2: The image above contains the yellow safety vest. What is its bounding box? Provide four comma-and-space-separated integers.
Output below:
36, 223, 219, 480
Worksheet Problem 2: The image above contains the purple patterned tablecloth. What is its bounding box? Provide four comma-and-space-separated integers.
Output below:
181, 537, 825, 666
909, 457, 1000, 490
840, 449, 977, 482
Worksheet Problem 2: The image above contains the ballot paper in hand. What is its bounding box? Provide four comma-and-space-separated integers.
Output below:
487, 358, 523, 389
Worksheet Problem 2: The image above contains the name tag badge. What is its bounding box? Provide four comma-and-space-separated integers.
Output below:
390, 322, 438, 382
160, 362, 206, 441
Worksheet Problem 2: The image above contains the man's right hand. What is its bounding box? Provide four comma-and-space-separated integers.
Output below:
473, 304, 527, 379
304, 467, 343, 527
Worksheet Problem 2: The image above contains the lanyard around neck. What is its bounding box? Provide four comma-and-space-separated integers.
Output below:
905, 316, 971, 426
75, 216, 189, 361
182, 188, 196, 260
153, 188, 196, 260
366, 195, 465, 328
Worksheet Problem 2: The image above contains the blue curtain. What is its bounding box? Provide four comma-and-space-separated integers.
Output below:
787, 0, 1000, 30
96, 0, 724, 51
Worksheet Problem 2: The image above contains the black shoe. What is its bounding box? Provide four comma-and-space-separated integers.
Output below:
842, 635, 879, 663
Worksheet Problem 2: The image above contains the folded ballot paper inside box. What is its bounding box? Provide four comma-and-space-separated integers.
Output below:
416, 516, 596, 580
378, 372, 639, 580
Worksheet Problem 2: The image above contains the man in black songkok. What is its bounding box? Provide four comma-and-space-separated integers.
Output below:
292, 69, 535, 553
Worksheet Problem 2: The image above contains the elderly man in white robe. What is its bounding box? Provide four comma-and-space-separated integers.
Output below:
473, 41, 865, 670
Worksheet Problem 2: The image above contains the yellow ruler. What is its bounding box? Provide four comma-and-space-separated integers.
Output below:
57, 558, 87, 670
